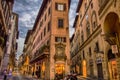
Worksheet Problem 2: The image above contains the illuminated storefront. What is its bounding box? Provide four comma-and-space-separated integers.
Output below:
108, 49, 119, 80
55, 63, 65, 75
54, 43, 67, 79
83, 60, 87, 77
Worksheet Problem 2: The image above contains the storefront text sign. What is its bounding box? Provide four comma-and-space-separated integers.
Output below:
111, 45, 118, 54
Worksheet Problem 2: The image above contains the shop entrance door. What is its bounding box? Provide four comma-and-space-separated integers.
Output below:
97, 63, 103, 79
55, 63, 65, 79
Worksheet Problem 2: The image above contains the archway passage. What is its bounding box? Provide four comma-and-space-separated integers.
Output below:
104, 12, 120, 80
104, 12, 120, 34
107, 49, 118, 80
108, 49, 115, 61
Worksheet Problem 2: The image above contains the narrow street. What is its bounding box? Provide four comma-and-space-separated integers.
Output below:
12, 75, 35, 80
0, 75, 97, 80
10, 75, 39, 80
0, 72, 39, 80
77, 76, 97, 80
12, 76, 30, 80
1, 0, 120, 80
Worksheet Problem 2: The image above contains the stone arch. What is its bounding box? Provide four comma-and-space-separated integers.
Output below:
107, 49, 115, 61
104, 12, 120, 34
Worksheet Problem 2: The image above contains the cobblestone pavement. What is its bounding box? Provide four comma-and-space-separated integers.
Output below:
77, 76, 98, 80
0, 73, 41, 80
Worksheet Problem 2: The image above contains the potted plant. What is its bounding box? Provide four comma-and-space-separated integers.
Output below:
0, 36, 4, 46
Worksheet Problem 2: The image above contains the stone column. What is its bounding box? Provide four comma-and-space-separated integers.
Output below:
45, 57, 50, 80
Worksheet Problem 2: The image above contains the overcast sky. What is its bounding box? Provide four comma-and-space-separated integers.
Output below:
13, 0, 78, 59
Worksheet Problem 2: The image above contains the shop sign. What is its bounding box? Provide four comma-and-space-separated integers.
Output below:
96, 57, 102, 64
111, 45, 118, 54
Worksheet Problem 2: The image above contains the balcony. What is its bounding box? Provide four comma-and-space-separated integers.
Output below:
101, 33, 116, 45
98, 0, 109, 15
30, 45, 50, 64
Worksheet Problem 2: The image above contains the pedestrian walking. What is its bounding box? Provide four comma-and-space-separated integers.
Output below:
7, 69, 12, 80
3, 69, 7, 80
72, 73, 78, 80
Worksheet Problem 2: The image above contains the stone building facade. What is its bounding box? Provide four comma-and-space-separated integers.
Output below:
22, 30, 33, 75
0, 0, 15, 71
23, 0, 71, 79
70, 0, 120, 80
8, 13, 18, 71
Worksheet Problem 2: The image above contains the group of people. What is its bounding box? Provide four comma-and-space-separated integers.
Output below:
54, 73, 64, 80
64, 73, 78, 80
55, 73, 78, 80
3, 69, 12, 80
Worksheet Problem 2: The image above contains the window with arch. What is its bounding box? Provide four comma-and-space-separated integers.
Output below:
81, 31, 84, 43
98, 0, 109, 7
83, 50, 85, 59
98, 0, 102, 7
85, 3, 87, 11
91, 10, 97, 30
79, 11, 82, 19
86, 21, 90, 37
1, 0, 6, 9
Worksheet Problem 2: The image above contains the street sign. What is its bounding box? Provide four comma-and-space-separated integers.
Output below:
111, 45, 118, 54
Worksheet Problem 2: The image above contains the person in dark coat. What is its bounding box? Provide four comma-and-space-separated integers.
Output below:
72, 73, 78, 80
3, 70, 7, 80
67, 73, 78, 80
